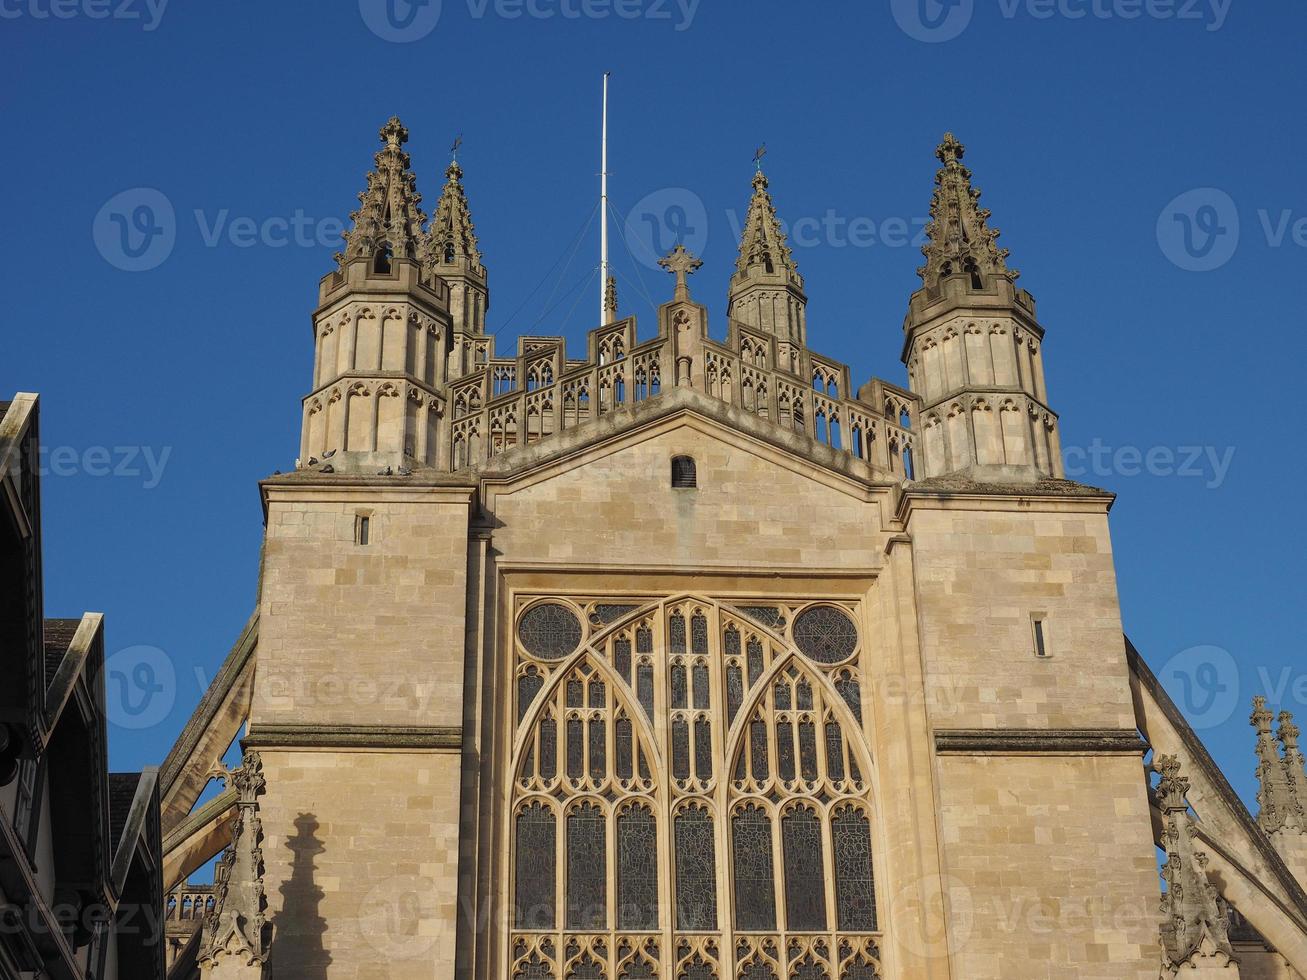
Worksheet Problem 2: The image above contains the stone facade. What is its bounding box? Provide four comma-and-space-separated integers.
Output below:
157, 121, 1307, 980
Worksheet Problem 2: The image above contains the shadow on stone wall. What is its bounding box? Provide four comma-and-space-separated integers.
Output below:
271, 812, 332, 979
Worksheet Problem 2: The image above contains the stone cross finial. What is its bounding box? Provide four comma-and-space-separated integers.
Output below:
936, 132, 965, 165
659, 244, 702, 301
381, 116, 409, 150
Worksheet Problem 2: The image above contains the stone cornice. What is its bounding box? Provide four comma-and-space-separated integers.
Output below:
897, 478, 1115, 524
242, 724, 462, 750
934, 728, 1148, 755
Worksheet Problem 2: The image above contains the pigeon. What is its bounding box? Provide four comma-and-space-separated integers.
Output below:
397, 465, 412, 476
307, 456, 318, 466
322, 449, 336, 459
378, 465, 394, 476
320, 464, 334, 474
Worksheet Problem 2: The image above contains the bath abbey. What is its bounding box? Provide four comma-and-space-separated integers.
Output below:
9, 116, 1307, 980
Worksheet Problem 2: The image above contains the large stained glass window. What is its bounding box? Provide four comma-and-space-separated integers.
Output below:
509, 597, 882, 979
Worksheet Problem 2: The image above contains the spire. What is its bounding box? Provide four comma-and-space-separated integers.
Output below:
337, 116, 427, 269
734, 169, 801, 283
727, 162, 807, 346
1253, 696, 1299, 833
917, 132, 1019, 291
423, 158, 485, 278
603, 275, 618, 323
1155, 755, 1238, 972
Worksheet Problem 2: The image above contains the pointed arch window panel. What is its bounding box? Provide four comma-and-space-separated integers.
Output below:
508, 596, 884, 979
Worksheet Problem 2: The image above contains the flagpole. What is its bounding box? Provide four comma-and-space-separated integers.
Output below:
600, 71, 610, 326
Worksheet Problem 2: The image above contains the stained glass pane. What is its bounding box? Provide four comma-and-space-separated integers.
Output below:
833, 807, 877, 931
672, 719, 690, 781
518, 670, 544, 725
613, 637, 631, 680
796, 679, 813, 710
774, 680, 791, 710
738, 605, 785, 629
637, 664, 654, 719
567, 678, 584, 708
824, 722, 845, 783
691, 613, 709, 654
836, 674, 862, 723
567, 719, 584, 779
567, 803, 607, 929
589, 717, 607, 782
727, 665, 744, 722
692, 664, 710, 710
617, 805, 659, 930
750, 719, 769, 781
798, 721, 819, 782
674, 806, 717, 930
615, 716, 633, 780
731, 805, 776, 931
515, 803, 555, 928
636, 626, 653, 654
782, 807, 827, 931
747, 638, 764, 686
671, 665, 687, 709
589, 677, 606, 707
725, 626, 741, 656
777, 721, 795, 783
669, 614, 687, 654
792, 606, 858, 665
694, 717, 712, 779
519, 603, 583, 660
540, 717, 557, 779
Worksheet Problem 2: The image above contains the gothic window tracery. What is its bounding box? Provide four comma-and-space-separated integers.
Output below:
509, 596, 883, 979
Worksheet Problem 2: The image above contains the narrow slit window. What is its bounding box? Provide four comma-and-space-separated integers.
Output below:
1032, 615, 1049, 658
355, 513, 371, 546
671, 455, 697, 489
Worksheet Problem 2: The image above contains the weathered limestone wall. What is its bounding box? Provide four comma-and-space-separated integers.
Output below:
484, 416, 888, 568
904, 493, 1159, 976
935, 752, 1160, 978
252, 483, 473, 729
903, 495, 1136, 730
1236, 945, 1306, 979
254, 749, 462, 980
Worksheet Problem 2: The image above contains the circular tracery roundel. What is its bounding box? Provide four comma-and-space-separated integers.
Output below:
792, 604, 859, 665
517, 602, 582, 660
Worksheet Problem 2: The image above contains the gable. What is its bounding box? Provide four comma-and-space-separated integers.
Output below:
481, 406, 893, 572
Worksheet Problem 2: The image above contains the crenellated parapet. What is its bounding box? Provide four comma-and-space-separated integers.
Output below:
442, 245, 917, 479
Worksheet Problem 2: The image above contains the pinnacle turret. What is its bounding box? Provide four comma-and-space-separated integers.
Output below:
603, 275, 618, 323
337, 116, 428, 270
727, 164, 807, 347
424, 159, 485, 278
917, 132, 1019, 292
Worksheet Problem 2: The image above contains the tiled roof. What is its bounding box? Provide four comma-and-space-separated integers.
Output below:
108, 772, 143, 851
43, 618, 81, 686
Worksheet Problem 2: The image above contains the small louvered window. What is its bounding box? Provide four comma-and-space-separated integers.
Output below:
671, 456, 697, 489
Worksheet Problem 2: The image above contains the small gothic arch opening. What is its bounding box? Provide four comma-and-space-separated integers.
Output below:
671, 455, 697, 489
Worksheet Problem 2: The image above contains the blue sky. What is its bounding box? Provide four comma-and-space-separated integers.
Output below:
2, 0, 1304, 813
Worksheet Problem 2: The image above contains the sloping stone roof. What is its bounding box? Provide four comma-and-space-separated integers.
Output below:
108, 772, 143, 851
43, 618, 81, 687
